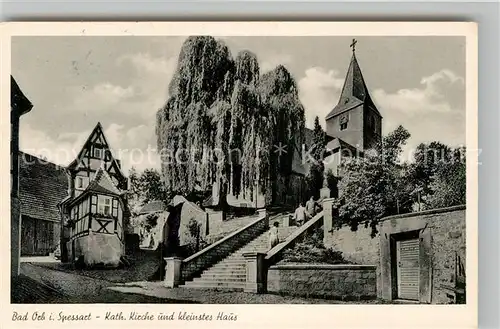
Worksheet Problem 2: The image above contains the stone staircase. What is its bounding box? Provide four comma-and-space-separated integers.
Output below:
181, 225, 296, 291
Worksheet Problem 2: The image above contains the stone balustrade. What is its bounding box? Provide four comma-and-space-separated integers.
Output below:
164, 210, 272, 287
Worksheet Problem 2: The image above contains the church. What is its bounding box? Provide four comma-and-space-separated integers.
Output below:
214, 40, 383, 208
323, 39, 383, 177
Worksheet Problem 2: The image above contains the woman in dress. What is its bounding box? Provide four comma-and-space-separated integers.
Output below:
269, 221, 280, 250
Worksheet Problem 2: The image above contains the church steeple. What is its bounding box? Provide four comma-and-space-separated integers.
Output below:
324, 39, 382, 151
325, 39, 380, 120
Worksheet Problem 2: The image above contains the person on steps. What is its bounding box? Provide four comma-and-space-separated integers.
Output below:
293, 202, 307, 226
306, 196, 316, 219
269, 222, 280, 250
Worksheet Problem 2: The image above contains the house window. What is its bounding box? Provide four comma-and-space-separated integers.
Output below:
75, 176, 88, 190
94, 147, 103, 159
97, 196, 112, 216
340, 122, 348, 131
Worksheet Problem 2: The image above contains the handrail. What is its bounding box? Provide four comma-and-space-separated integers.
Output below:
183, 213, 268, 264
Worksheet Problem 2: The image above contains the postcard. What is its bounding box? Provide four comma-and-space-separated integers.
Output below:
1, 21, 478, 329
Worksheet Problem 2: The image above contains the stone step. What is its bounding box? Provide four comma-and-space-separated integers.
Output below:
202, 269, 246, 275
182, 280, 246, 289
194, 275, 246, 282
211, 262, 247, 270
214, 258, 246, 264
181, 284, 244, 292
179, 220, 298, 291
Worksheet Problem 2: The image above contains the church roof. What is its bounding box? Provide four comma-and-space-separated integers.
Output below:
326, 137, 363, 156
325, 52, 381, 120
138, 200, 167, 215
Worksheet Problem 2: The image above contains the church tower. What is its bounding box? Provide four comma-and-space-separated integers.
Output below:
325, 39, 382, 151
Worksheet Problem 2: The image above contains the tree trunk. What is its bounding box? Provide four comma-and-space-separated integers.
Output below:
217, 181, 229, 221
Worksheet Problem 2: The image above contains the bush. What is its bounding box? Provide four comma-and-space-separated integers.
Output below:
281, 227, 352, 265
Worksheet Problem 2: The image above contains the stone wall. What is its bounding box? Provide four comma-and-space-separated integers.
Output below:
323, 205, 466, 304
205, 213, 259, 244
177, 201, 208, 246
378, 206, 466, 304
323, 222, 381, 296
267, 264, 377, 300
69, 232, 123, 267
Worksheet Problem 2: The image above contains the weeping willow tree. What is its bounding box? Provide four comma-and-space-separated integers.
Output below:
156, 36, 305, 209
258, 65, 306, 204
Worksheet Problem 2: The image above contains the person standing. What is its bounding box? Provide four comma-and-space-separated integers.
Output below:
293, 202, 307, 226
305, 196, 316, 218
268, 222, 280, 250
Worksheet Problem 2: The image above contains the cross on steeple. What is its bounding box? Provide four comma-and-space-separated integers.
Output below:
350, 38, 357, 53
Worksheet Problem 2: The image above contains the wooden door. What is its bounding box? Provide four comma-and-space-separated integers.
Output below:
21, 216, 35, 256
396, 238, 420, 300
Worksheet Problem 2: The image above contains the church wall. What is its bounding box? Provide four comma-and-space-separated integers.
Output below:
212, 181, 266, 208
324, 151, 342, 176
363, 106, 382, 150
326, 105, 364, 150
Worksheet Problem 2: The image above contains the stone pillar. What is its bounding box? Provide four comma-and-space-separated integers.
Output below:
257, 208, 269, 228
243, 252, 267, 293
322, 198, 335, 244
282, 214, 291, 227
164, 257, 183, 288
320, 187, 331, 199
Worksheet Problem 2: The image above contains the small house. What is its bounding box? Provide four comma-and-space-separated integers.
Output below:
59, 122, 130, 267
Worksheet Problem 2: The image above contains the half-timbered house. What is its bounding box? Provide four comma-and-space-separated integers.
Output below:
59, 122, 130, 267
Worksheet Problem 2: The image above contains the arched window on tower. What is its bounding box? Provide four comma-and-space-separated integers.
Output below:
339, 114, 349, 131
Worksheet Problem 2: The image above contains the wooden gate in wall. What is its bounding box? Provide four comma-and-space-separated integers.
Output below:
21, 216, 56, 256
396, 238, 420, 300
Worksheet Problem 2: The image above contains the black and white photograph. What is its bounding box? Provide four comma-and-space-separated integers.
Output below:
6, 22, 477, 322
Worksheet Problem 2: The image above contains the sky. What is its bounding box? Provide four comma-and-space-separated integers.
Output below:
12, 36, 466, 172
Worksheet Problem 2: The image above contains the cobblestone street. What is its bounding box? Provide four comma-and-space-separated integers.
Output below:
18, 263, 387, 304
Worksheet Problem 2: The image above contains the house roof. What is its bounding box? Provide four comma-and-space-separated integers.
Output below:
325, 53, 381, 120
11, 76, 33, 116
64, 165, 124, 207
86, 165, 123, 195
19, 152, 68, 222
138, 200, 167, 214
67, 122, 125, 179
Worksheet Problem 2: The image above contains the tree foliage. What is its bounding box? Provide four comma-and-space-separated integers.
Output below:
335, 125, 411, 236
335, 125, 466, 237
156, 36, 305, 207
306, 116, 327, 199
420, 146, 466, 209
128, 167, 172, 215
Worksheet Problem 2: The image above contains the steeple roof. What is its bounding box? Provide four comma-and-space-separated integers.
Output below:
325, 52, 381, 120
